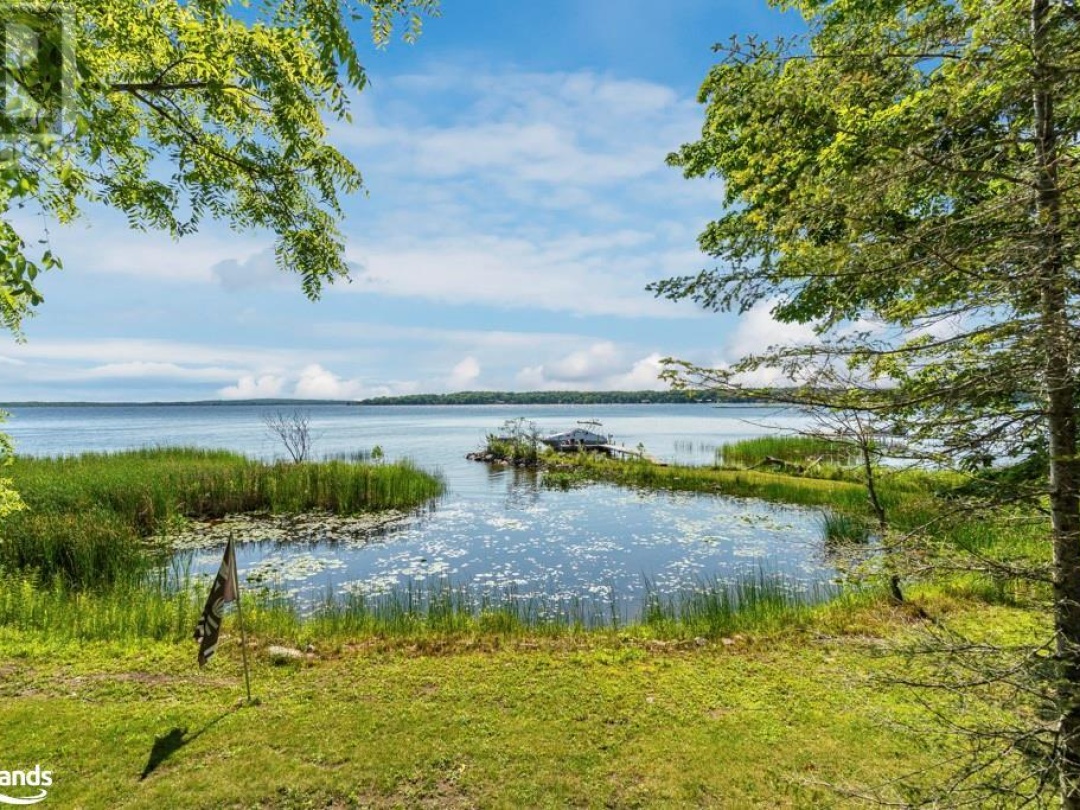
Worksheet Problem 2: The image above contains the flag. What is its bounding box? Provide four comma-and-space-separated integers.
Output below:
194, 538, 238, 667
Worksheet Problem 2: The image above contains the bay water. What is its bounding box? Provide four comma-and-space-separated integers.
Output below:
5, 403, 837, 618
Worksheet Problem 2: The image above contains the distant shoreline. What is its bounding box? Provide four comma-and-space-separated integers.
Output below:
1, 391, 764, 408
0, 399, 350, 408
357, 391, 757, 406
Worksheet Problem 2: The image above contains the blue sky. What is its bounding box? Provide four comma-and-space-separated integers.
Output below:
0, 1, 808, 402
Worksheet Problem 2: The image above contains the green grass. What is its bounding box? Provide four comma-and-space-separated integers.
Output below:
0, 571, 864, 645
718, 435, 858, 468
642, 573, 857, 638
0, 598, 1044, 808
562, 453, 873, 510
1, 448, 444, 587
485, 435, 542, 464
478, 417, 546, 465
540, 468, 591, 490
819, 511, 872, 544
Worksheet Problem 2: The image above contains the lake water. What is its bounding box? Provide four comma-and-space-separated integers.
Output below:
4, 403, 837, 617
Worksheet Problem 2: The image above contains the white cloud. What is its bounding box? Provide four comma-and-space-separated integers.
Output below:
724, 300, 819, 363
323, 65, 718, 319
446, 356, 481, 390
19, 214, 265, 284
216, 365, 421, 401
220, 374, 285, 399
293, 364, 366, 400
608, 353, 666, 389
545, 342, 620, 383
516, 343, 667, 390
338, 68, 695, 190
311, 322, 592, 354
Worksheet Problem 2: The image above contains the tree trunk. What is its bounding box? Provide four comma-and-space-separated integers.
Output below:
853, 412, 901, 602
1031, 1, 1080, 805
855, 414, 888, 533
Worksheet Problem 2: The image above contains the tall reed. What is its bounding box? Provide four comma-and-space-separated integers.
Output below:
718, 435, 858, 468
819, 511, 872, 544
1, 448, 444, 587
564, 454, 872, 510
0, 571, 853, 644
641, 572, 842, 637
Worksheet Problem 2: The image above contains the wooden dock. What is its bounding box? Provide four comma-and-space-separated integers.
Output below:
598, 444, 666, 465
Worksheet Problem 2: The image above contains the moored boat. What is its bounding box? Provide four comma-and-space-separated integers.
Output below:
540, 420, 613, 452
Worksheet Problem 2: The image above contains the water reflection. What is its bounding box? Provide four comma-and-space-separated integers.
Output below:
179, 477, 836, 620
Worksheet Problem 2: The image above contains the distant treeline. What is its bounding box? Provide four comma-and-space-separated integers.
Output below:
1, 399, 349, 408
355, 390, 760, 406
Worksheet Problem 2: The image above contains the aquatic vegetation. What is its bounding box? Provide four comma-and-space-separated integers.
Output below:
244, 553, 348, 586
540, 469, 590, 490
561, 453, 871, 510
819, 511, 872, 544
1, 448, 444, 587
0, 509, 147, 590
0, 569, 860, 643
718, 435, 859, 469
641, 573, 846, 637
168, 511, 410, 550
0, 571, 205, 642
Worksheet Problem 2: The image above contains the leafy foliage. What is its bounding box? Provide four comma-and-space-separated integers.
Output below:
0, 411, 25, 520
0, 0, 438, 335
484, 417, 543, 465
657, 0, 1078, 473
657, 0, 1080, 802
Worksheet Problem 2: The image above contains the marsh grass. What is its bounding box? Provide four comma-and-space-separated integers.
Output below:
820, 511, 872, 544
2, 448, 444, 587
642, 573, 850, 637
541, 468, 591, 490
561, 454, 968, 528
718, 435, 858, 468
0, 568, 859, 645
324, 449, 373, 462
3, 509, 147, 589
565, 454, 873, 511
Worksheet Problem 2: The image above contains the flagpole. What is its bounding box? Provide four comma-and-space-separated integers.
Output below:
230, 536, 253, 704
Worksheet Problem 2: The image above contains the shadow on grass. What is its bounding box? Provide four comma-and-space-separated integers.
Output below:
140, 706, 239, 780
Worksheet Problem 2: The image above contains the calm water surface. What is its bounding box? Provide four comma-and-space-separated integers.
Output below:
6, 403, 835, 615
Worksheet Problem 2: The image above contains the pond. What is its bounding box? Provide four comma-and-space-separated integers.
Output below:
6, 402, 839, 618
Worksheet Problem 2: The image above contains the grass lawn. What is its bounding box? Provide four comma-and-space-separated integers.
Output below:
0, 599, 1040, 809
